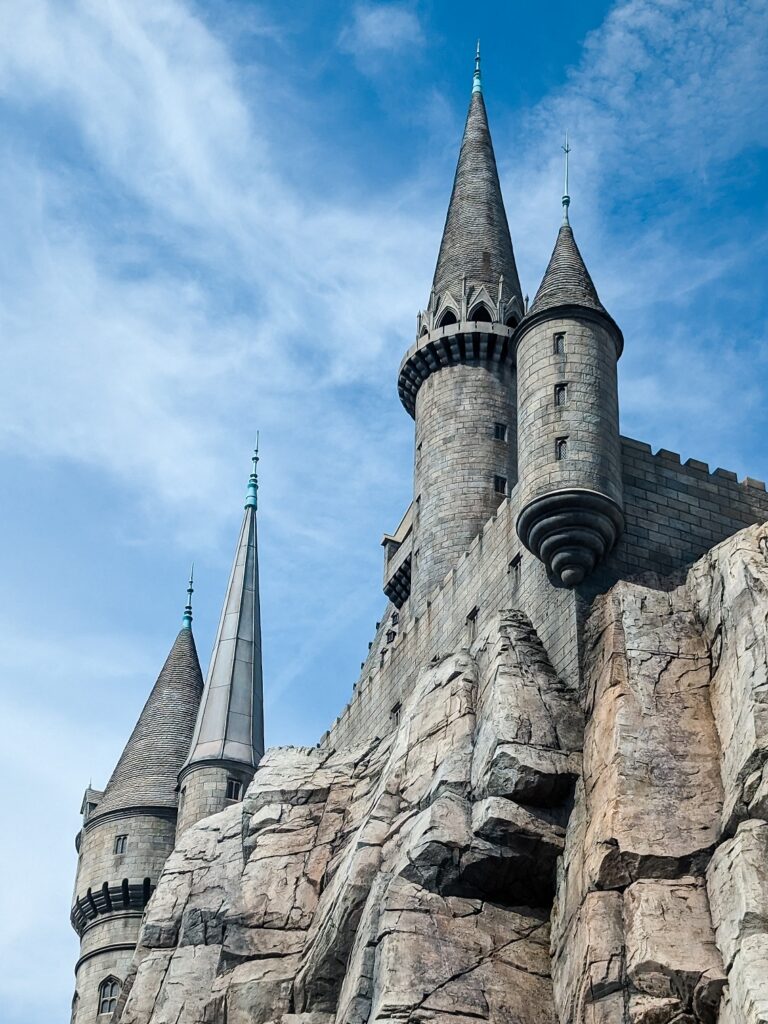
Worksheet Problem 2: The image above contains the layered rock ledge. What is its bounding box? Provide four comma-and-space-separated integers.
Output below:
115, 524, 768, 1024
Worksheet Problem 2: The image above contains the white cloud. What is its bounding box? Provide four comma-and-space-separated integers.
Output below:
339, 3, 423, 59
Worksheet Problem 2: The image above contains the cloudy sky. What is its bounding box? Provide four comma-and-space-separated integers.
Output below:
1, 0, 767, 1020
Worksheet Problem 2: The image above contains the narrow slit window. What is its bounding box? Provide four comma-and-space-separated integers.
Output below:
494, 421, 508, 441
225, 778, 243, 801
114, 835, 128, 855
509, 553, 522, 582
494, 475, 507, 495
386, 629, 396, 644
466, 605, 480, 643
555, 437, 568, 461
391, 702, 402, 726
554, 332, 566, 355
555, 383, 568, 406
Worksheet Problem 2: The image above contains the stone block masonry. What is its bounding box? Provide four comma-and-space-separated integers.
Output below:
322, 436, 768, 751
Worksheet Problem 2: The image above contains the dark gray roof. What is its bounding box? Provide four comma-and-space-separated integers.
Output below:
431, 90, 522, 309
183, 503, 264, 771
527, 224, 606, 317
96, 628, 204, 816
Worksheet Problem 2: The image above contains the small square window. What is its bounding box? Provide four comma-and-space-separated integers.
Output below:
114, 835, 127, 855
494, 422, 508, 441
554, 333, 566, 355
494, 475, 507, 495
225, 778, 242, 801
391, 702, 402, 726
391, 611, 399, 625
555, 383, 568, 406
386, 629, 396, 644
555, 437, 568, 461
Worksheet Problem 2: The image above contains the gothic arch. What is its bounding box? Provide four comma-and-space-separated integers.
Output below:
98, 976, 121, 1016
437, 308, 458, 328
468, 302, 492, 323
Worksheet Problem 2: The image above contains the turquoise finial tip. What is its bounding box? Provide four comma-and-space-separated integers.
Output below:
472, 39, 482, 94
182, 564, 194, 629
244, 436, 259, 510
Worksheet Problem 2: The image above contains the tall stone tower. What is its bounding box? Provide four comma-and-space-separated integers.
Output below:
397, 46, 523, 614
515, 157, 624, 585
176, 449, 265, 835
70, 582, 204, 1024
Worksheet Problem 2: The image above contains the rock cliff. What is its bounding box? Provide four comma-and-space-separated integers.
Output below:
114, 523, 768, 1024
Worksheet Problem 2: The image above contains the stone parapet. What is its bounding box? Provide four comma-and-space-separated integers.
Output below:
397, 320, 515, 416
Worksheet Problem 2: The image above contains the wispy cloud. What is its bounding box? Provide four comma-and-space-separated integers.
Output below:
339, 2, 423, 60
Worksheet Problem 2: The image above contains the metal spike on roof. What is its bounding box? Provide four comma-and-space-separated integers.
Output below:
430, 47, 522, 313
562, 133, 571, 225
473, 40, 482, 94
182, 564, 194, 629
94, 626, 204, 818
182, 450, 265, 772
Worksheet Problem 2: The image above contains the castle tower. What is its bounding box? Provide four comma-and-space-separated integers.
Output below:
70, 579, 204, 1024
398, 45, 523, 613
515, 148, 624, 586
176, 449, 265, 835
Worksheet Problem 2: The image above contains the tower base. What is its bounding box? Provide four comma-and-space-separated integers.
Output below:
516, 488, 624, 586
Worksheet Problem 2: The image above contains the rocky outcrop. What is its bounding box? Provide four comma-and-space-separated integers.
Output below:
116, 524, 768, 1024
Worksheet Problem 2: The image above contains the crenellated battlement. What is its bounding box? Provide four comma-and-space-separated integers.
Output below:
321, 434, 768, 752
71, 878, 155, 936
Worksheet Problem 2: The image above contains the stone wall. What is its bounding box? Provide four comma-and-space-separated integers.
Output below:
410, 360, 516, 614
516, 313, 622, 509
72, 810, 177, 1024
176, 764, 252, 837
323, 437, 768, 751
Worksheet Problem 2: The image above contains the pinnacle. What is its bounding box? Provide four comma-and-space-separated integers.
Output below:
430, 83, 522, 313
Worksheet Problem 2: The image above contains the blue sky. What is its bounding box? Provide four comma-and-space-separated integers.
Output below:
1, 1, 767, 1020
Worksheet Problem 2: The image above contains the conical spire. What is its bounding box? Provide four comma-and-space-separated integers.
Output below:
430, 48, 522, 311
183, 449, 264, 772
527, 223, 605, 318
95, 626, 204, 817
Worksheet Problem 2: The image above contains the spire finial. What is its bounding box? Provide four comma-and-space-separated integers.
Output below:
245, 433, 259, 510
562, 133, 571, 224
472, 40, 482, 94
182, 564, 194, 629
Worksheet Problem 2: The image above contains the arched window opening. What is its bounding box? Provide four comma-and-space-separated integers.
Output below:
505, 314, 518, 328
98, 977, 120, 1015
469, 303, 492, 323
437, 309, 458, 328
419, 325, 429, 337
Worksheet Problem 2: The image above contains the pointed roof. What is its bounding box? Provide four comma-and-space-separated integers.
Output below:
182, 452, 264, 773
527, 223, 606, 318
431, 51, 522, 310
95, 626, 205, 817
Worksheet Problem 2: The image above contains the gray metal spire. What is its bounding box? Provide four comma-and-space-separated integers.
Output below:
182, 449, 265, 772
430, 47, 522, 310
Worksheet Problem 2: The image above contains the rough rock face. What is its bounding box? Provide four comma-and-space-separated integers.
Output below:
116, 524, 768, 1024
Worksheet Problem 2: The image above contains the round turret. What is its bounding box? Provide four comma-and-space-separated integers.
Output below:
514, 222, 624, 586
399, 48, 524, 614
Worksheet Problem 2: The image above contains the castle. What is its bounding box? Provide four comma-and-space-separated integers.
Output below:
70, 50, 768, 1023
